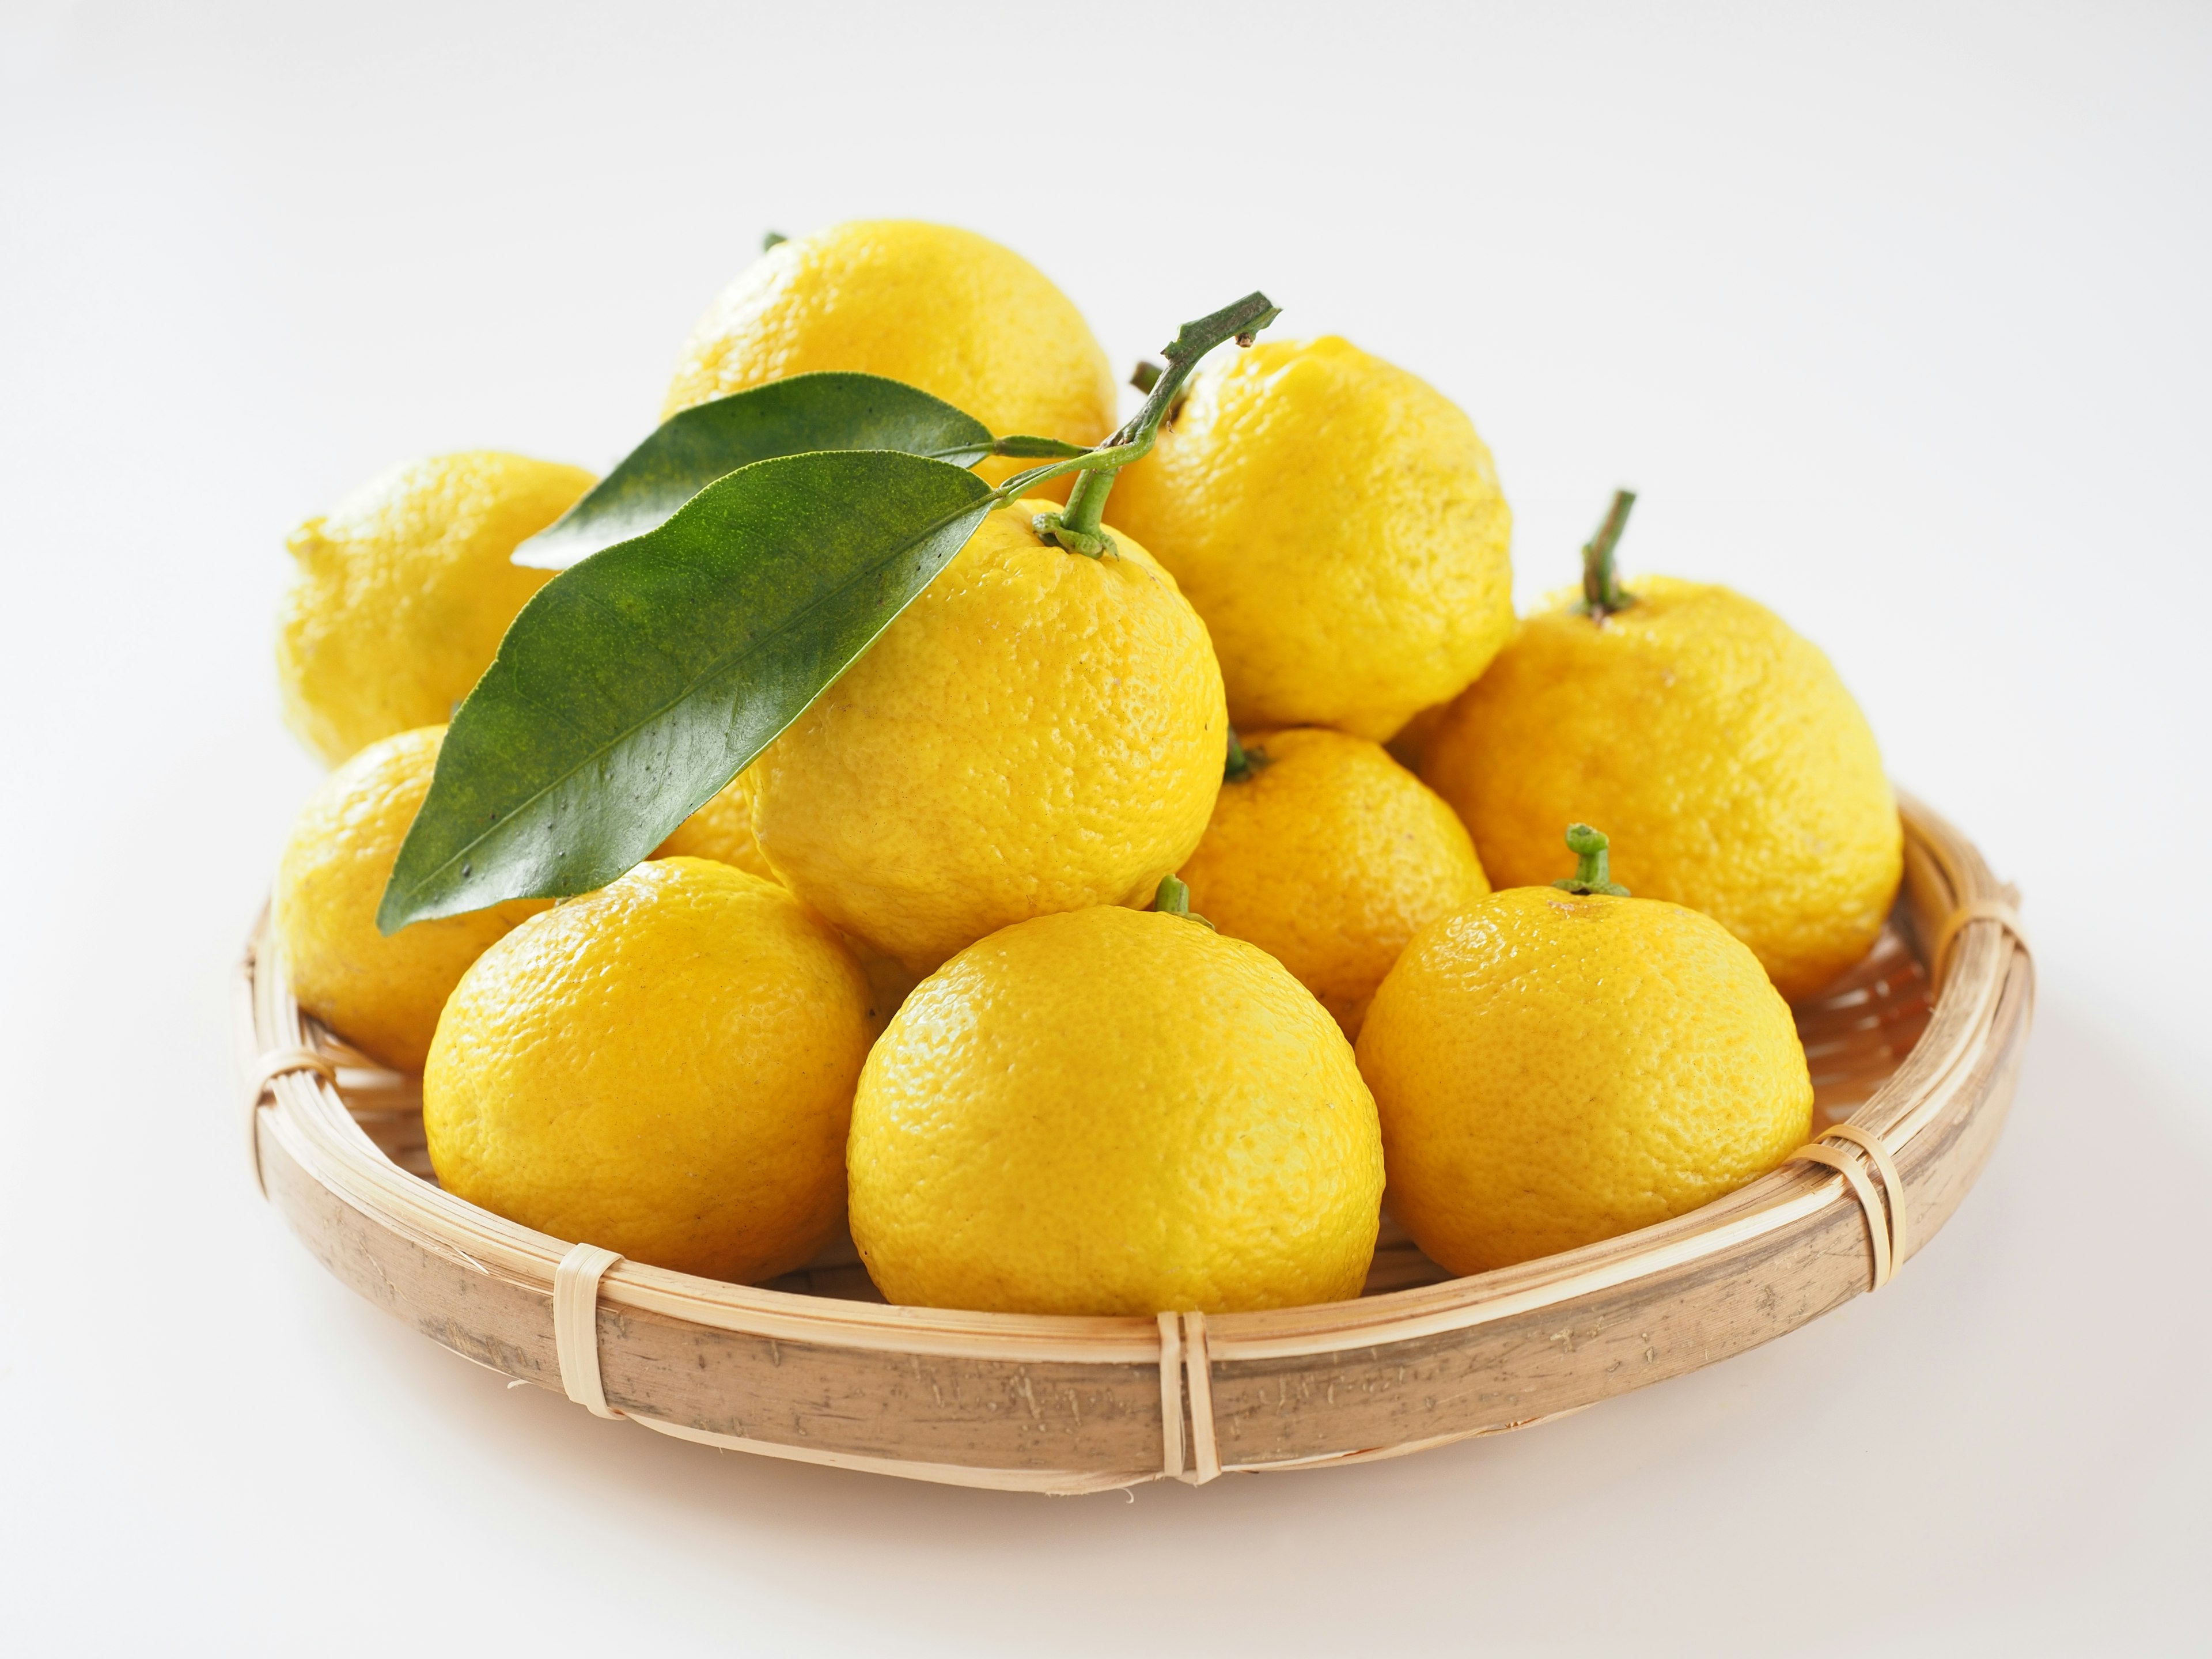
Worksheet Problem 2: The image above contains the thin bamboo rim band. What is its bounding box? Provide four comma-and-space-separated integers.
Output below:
622, 1411, 1146, 1495
1789, 1119, 1910, 1293
1157, 1310, 1222, 1484
554, 1243, 625, 1419
244, 1046, 337, 1198
1821, 1121, 1910, 1266
1184, 1311, 1221, 1484
1930, 896, 2028, 990
1792, 1146, 1892, 1290
1156, 1313, 1185, 1479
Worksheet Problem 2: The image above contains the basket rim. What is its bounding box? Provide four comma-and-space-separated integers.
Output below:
239, 789, 2028, 1370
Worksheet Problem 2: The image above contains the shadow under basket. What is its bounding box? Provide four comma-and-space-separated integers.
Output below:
235, 792, 2032, 1495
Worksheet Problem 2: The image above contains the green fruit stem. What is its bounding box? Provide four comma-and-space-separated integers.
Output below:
1580, 488, 1638, 618
1554, 822, 1630, 896
1050, 468, 1121, 556
1029, 290, 1281, 558
1154, 873, 1217, 929
1223, 727, 1268, 783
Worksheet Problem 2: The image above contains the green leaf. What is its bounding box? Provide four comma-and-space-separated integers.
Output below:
987, 434, 1094, 460
513, 372, 995, 570
378, 449, 994, 932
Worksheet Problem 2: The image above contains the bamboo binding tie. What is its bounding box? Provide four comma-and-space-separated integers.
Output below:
1157, 1310, 1222, 1484
1929, 895, 2028, 990
244, 1046, 338, 1198
553, 1243, 626, 1419
1790, 1122, 1909, 1293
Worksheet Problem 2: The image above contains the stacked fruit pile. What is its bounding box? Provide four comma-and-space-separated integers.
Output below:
270, 221, 1902, 1316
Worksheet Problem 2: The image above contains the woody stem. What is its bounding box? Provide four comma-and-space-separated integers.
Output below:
1581, 488, 1638, 617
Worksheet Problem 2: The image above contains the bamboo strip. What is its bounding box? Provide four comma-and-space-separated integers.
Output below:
1789, 1143, 1894, 1290
553, 1244, 624, 1418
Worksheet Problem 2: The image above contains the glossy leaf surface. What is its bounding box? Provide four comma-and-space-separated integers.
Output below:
514, 372, 994, 570
380, 449, 994, 930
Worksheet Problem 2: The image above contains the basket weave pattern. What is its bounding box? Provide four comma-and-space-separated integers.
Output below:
235, 794, 2031, 1493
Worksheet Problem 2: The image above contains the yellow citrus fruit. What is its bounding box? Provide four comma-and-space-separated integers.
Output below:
1382, 700, 1450, 773
423, 858, 873, 1282
748, 499, 1227, 975
849, 905, 1384, 1315
1422, 577, 1902, 999
1358, 881, 1813, 1275
1107, 336, 1514, 741
650, 771, 942, 1034
1176, 727, 1489, 1037
662, 219, 1116, 491
274, 726, 543, 1071
276, 452, 593, 766
653, 767, 775, 882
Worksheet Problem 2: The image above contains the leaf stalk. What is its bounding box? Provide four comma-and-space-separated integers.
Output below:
1029, 290, 1278, 555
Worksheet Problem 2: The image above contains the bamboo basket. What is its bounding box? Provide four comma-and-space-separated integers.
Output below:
234, 792, 2031, 1494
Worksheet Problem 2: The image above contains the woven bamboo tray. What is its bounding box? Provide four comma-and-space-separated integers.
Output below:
234, 792, 2031, 1494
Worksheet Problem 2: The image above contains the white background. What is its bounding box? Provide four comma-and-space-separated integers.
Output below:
3, 3, 2207, 1653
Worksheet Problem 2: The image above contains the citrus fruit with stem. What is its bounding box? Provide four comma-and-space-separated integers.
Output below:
1421, 491, 1900, 999
274, 726, 543, 1070
1358, 825, 1814, 1274
276, 452, 593, 766
849, 892, 1384, 1315
1106, 335, 1514, 741
423, 857, 873, 1282
747, 498, 1226, 975
662, 220, 1115, 491
1176, 726, 1489, 1037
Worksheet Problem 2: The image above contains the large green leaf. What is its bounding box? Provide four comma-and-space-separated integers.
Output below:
514, 372, 995, 570
378, 449, 994, 931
